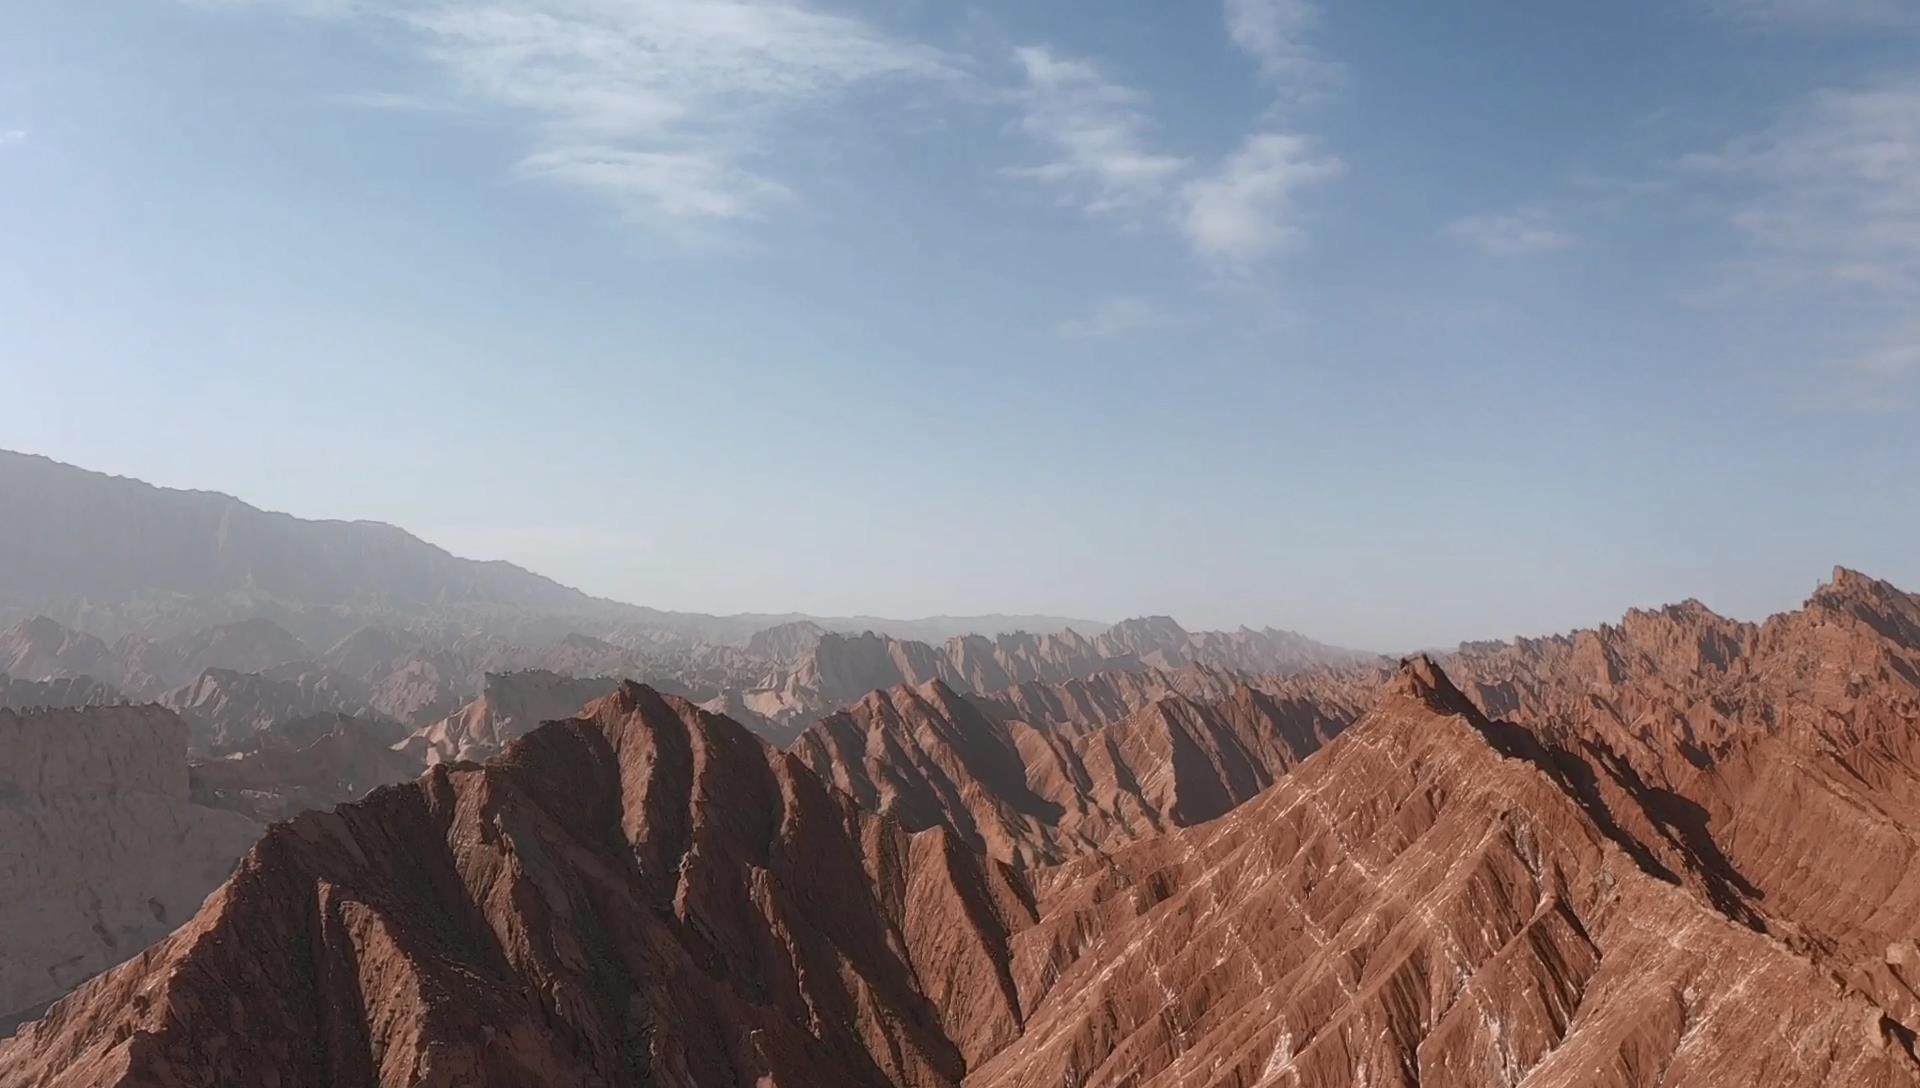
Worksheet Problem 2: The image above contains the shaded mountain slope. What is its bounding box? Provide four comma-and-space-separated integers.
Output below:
0, 684, 1035, 1088
790, 669, 1380, 868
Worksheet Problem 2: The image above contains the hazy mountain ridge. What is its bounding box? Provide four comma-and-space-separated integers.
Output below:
0, 450, 1107, 647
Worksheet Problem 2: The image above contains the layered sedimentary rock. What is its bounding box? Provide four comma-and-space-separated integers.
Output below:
0, 706, 259, 1030
0, 685, 1034, 1088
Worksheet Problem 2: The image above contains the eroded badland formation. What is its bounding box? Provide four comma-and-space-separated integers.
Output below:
2, 451, 1918, 1086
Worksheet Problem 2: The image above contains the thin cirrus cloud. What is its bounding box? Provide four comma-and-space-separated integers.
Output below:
1681, 78, 1920, 296
1056, 296, 1176, 339
1223, 0, 1343, 93
200, 0, 1347, 264
1443, 206, 1577, 256
1003, 46, 1191, 217
0, 129, 26, 148
1007, 1, 1343, 267
204, 0, 960, 231
1681, 77, 1920, 401
1180, 132, 1344, 264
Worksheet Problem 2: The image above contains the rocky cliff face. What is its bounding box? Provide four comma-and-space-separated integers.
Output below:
0, 705, 259, 1030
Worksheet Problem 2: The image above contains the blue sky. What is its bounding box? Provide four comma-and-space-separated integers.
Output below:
2, 0, 1917, 649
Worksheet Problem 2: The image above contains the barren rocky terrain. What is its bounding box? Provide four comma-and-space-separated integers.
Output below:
3, 569, 1918, 1087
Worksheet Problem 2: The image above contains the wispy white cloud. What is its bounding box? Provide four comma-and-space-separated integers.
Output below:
1683, 77, 1920, 408
1681, 78, 1920, 295
1180, 131, 1342, 264
1057, 296, 1175, 339
322, 90, 462, 114
201, 0, 957, 231
1443, 206, 1576, 256
516, 146, 794, 223
1005, 46, 1188, 216
0, 129, 26, 148
1832, 323, 1920, 381
1223, 0, 1341, 93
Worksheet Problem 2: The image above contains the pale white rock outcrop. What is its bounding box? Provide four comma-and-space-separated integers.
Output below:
0, 705, 259, 1025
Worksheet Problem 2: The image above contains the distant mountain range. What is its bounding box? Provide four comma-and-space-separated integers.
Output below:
0, 449, 1113, 647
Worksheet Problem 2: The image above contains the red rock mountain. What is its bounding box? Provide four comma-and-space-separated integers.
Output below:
0, 685, 1036, 1087
967, 656, 1919, 1088
7, 570, 1920, 1088
8, 655, 1916, 1087
1440, 566, 1920, 1041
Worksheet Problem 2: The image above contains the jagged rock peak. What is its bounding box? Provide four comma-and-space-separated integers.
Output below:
1388, 652, 1480, 717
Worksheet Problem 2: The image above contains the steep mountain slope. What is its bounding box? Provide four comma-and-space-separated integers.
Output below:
0, 706, 259, 1031
791, 671, 1376, 868
0, 684, 1035, 1088
969, 657, 1920, 1088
